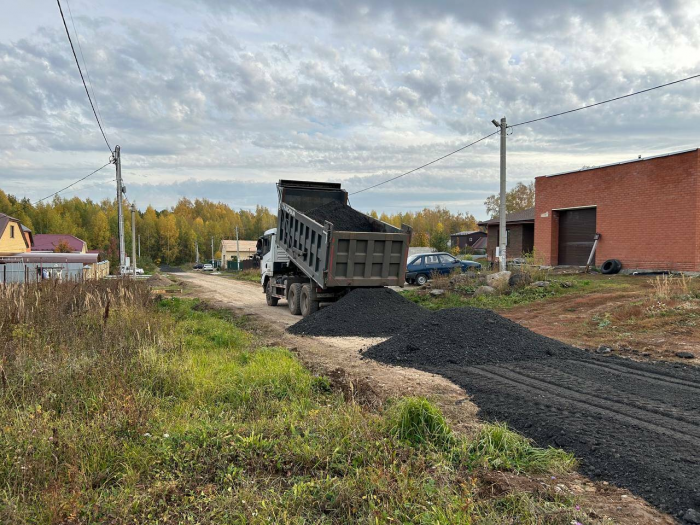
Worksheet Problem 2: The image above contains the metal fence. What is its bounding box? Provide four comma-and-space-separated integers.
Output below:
0, 260, 109, 284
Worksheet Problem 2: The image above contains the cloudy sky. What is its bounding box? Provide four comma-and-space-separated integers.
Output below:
2, 0, 699, 219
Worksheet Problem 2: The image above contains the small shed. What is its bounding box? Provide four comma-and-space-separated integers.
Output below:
478, 208, 535, 263
450, 230, 487, 251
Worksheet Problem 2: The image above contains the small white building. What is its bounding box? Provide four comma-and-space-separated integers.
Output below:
220, 239, 258, 267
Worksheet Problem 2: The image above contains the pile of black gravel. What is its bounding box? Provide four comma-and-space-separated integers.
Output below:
305, 200, 376, 232
363, 307, 586, 367
287, 287, 429, 337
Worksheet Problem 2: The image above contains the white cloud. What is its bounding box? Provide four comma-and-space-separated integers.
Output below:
0, 0, 699, 220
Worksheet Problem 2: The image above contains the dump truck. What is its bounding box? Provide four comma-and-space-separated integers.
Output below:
258, 180, 412, 316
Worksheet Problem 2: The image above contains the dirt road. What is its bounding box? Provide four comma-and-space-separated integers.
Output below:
172, 271, 676, 524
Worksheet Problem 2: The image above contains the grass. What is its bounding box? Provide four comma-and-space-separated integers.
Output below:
406, 273, 631, 311
1, 280, 584, 524
218, 268, 261, 283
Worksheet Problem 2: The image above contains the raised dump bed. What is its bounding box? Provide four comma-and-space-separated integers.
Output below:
276, 180, 411, 289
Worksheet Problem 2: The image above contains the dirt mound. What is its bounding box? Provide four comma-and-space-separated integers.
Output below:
287, 287, 429, 337
305, 200, 376, 232
364, 307, 585, 367
147, 273, 173, 287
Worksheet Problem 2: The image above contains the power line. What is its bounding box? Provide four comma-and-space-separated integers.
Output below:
511, 73, 700, 128
65, 0, 106, 132
56, 0, 112, 153
350, 130, 498, 195
33, 162, 112, 204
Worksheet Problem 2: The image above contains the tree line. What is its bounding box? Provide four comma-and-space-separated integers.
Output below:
0, 182, 534, 267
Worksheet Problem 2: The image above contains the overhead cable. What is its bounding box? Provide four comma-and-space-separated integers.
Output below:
511, 73, 700, 128
350, 130, 499, 195
56, 0, 112, 153
65, 0, 107, 131
33, 162, 112, 204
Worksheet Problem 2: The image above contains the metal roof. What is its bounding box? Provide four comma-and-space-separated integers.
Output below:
477, 207, 535, 226
540, 148, 700, 179
451, 230, 484, 236
0, 252, 98, 264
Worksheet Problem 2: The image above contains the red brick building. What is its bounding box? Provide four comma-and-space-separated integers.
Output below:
534, 148, 700, 271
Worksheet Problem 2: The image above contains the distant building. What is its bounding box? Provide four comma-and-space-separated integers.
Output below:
32, 234, 87, 253
220, 239, 258, 266
0, 252, 108, 284
0, 213, 31, 256
450, 230, 486, 251
478, 208, 535, 263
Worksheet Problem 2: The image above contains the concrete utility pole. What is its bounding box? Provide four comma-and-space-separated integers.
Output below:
130, 202, 137, 277
195, 240, 199, 264
235, 226, 240, 271
138, 234, 141, 258
492, 117, 508, 272
211, 236, 214, 265
114, 145, 126, 270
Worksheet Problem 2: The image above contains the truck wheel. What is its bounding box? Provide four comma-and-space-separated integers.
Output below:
288, 283, 302, 315
415, 274, 428, 286
300, 284, 319, 317
266, 280, 279, 306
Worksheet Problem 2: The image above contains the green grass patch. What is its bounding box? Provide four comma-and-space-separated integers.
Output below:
0, 282, 583, 524
218, 268, 261, 283
405, 274, 631, 311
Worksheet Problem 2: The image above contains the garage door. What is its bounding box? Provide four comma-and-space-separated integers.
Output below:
558, 208, 596, 266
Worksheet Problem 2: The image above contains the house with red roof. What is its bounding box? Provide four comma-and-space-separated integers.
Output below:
32, 234, 87, 254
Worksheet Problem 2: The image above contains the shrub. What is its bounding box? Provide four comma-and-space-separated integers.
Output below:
465, 423, 577, 473
386, 397, 454, 448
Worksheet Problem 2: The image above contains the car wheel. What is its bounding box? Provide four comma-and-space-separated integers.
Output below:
288, 283, 302, 315
415, 274, 428, 286
300, 284, 319, 317
266, 280, 279, 306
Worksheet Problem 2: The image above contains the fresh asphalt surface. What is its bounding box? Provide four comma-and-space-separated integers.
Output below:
364, 307, 700, 521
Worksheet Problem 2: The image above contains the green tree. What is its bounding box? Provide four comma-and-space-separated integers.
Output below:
484, 182, 535, 218
429, 223, 449, 252
90, 211, 110, 251
158, 214, 179, 264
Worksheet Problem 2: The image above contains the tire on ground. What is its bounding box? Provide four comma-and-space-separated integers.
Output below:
288, 283, 302, 315
266, 279, 279, 306
300, 283, 320, 317
600, 259, 622, 275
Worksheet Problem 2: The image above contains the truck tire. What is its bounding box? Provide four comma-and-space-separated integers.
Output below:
300, 283, 319, 317
288, 283, 302, 315
415, 274, 428, 286
600, 259, 622, 275
266, 280, 279, 306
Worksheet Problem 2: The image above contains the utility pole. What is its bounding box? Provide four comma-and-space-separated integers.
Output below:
138, 234, 141, 259
235, 226, 240, 271
114, 145, 126, 270
195, 240, 199, 264
211, 236, 214, 266
492, 117, 508, 272
130, 202, 137, 277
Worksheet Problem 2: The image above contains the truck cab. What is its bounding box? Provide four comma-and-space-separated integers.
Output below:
259, 228, 290, 287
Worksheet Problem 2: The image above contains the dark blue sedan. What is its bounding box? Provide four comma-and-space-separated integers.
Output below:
405, 252, 481, 286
